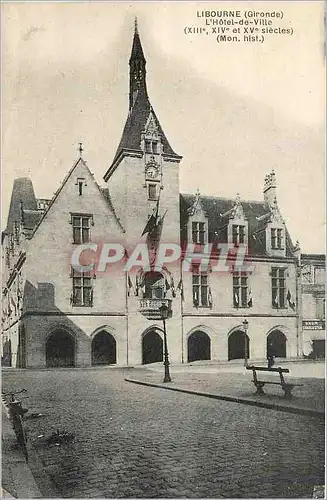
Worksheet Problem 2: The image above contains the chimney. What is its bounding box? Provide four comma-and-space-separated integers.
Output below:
263, 170, 277, 206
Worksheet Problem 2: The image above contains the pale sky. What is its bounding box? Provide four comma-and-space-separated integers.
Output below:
1, 1, 325, 252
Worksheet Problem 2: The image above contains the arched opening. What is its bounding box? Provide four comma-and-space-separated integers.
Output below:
46, 330, 75, 368
142, 329, 163, 364
188, 331, 211, 362
267, 330, 287, 358
228, 330, 250, 361
91, 331, 116, 365
2, 337, 12, 367
143, 272, 165, 299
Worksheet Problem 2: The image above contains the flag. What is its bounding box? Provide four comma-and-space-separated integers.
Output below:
147, 210, 167, 245
11, 296, 17, 314
208, 287, 213, 308
141, 199, 159, 236
193, 289, 199, 307
127, 274, 134, 297
234, 292, 239, 307
176, 279, 184, 301
136, 275, 145, 297
146, 210, 167, 262
272, 291, 279, 308
287, 290, 296, 310
247, 288, 253, 308
170, 276, 176, 298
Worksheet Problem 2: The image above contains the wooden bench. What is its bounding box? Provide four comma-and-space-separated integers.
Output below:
246, 365, 303, 398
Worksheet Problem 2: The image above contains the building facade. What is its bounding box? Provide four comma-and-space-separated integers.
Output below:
1, 26, 316, 369
301, 253, 325, 359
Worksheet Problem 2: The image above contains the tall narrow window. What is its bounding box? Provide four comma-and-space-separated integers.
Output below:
152, 141, 158, 154
192, 264, 208, 307
72, 215, 92, 244
76, 178, 86, 196
232, 225, 245, 245
145, 140, 152, 153
192, 222, 206, 244
71, 268, 93, 307
148, 183, 157, 201
271, 228, 283, 249
271, 268, 286, 308
233, 273, 248, 308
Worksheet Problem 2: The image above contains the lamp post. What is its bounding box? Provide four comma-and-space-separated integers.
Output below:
159, 303, 172, 383
242, 319, 249, 367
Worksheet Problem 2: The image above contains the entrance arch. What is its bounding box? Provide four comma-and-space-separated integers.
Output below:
46, 330, 75, 367
228, 330, 250, 361
188, 331, 211, 362
267, 330, 287, 358
142, 329, 163, 364
91, 331, 116, 365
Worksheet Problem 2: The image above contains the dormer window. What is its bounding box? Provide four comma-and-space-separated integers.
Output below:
232, 224, 245, 245
192, 222, 206, 244
144, 139, 159, 155
271, 228, 283, 249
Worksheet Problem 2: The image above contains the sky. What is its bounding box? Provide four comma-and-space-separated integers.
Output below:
1, 1, 325, 252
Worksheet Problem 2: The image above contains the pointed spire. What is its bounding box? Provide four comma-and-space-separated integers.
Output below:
129, 19, 147, 109
129, 19, 146, 64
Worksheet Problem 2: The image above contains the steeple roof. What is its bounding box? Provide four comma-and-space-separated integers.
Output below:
129, 21, 146, 63
4, 178, 38, 234
104, 24, 181, 180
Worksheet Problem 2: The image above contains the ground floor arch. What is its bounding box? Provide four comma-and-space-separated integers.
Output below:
91, 330, 116, 365
142, 329, 163, 364
228, 329, 250, 361
267, 329, 287, 358
187, 331, 211, 362
46, 329, 75, 368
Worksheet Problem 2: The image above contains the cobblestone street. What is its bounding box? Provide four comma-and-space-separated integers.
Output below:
2, 368, 325, 498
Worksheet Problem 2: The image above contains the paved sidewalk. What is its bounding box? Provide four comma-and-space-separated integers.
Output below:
126, 361, 325, 417
1, 402, 42, 499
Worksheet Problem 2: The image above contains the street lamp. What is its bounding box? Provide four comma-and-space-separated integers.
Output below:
242, 319, 249, 367
159, 303, 172, 383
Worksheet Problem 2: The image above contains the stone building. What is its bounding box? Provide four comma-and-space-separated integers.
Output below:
301, 253, 325, 359
2, 26, 307, 368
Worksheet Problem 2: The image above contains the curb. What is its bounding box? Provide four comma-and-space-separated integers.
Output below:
125, 378, 325, 419
1, 398, 43, 498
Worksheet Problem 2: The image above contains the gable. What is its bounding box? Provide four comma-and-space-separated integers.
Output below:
30, 158, 123, 245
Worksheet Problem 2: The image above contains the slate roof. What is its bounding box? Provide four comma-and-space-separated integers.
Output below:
129, 29, 146, 63
106, 29, 180, 176
301, 253, 326, 264
180, 193, 295, 258
100, 187, 125, 233
21, 210, 43, 231
4, 178, 38, 234
108, 88, 179, 171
